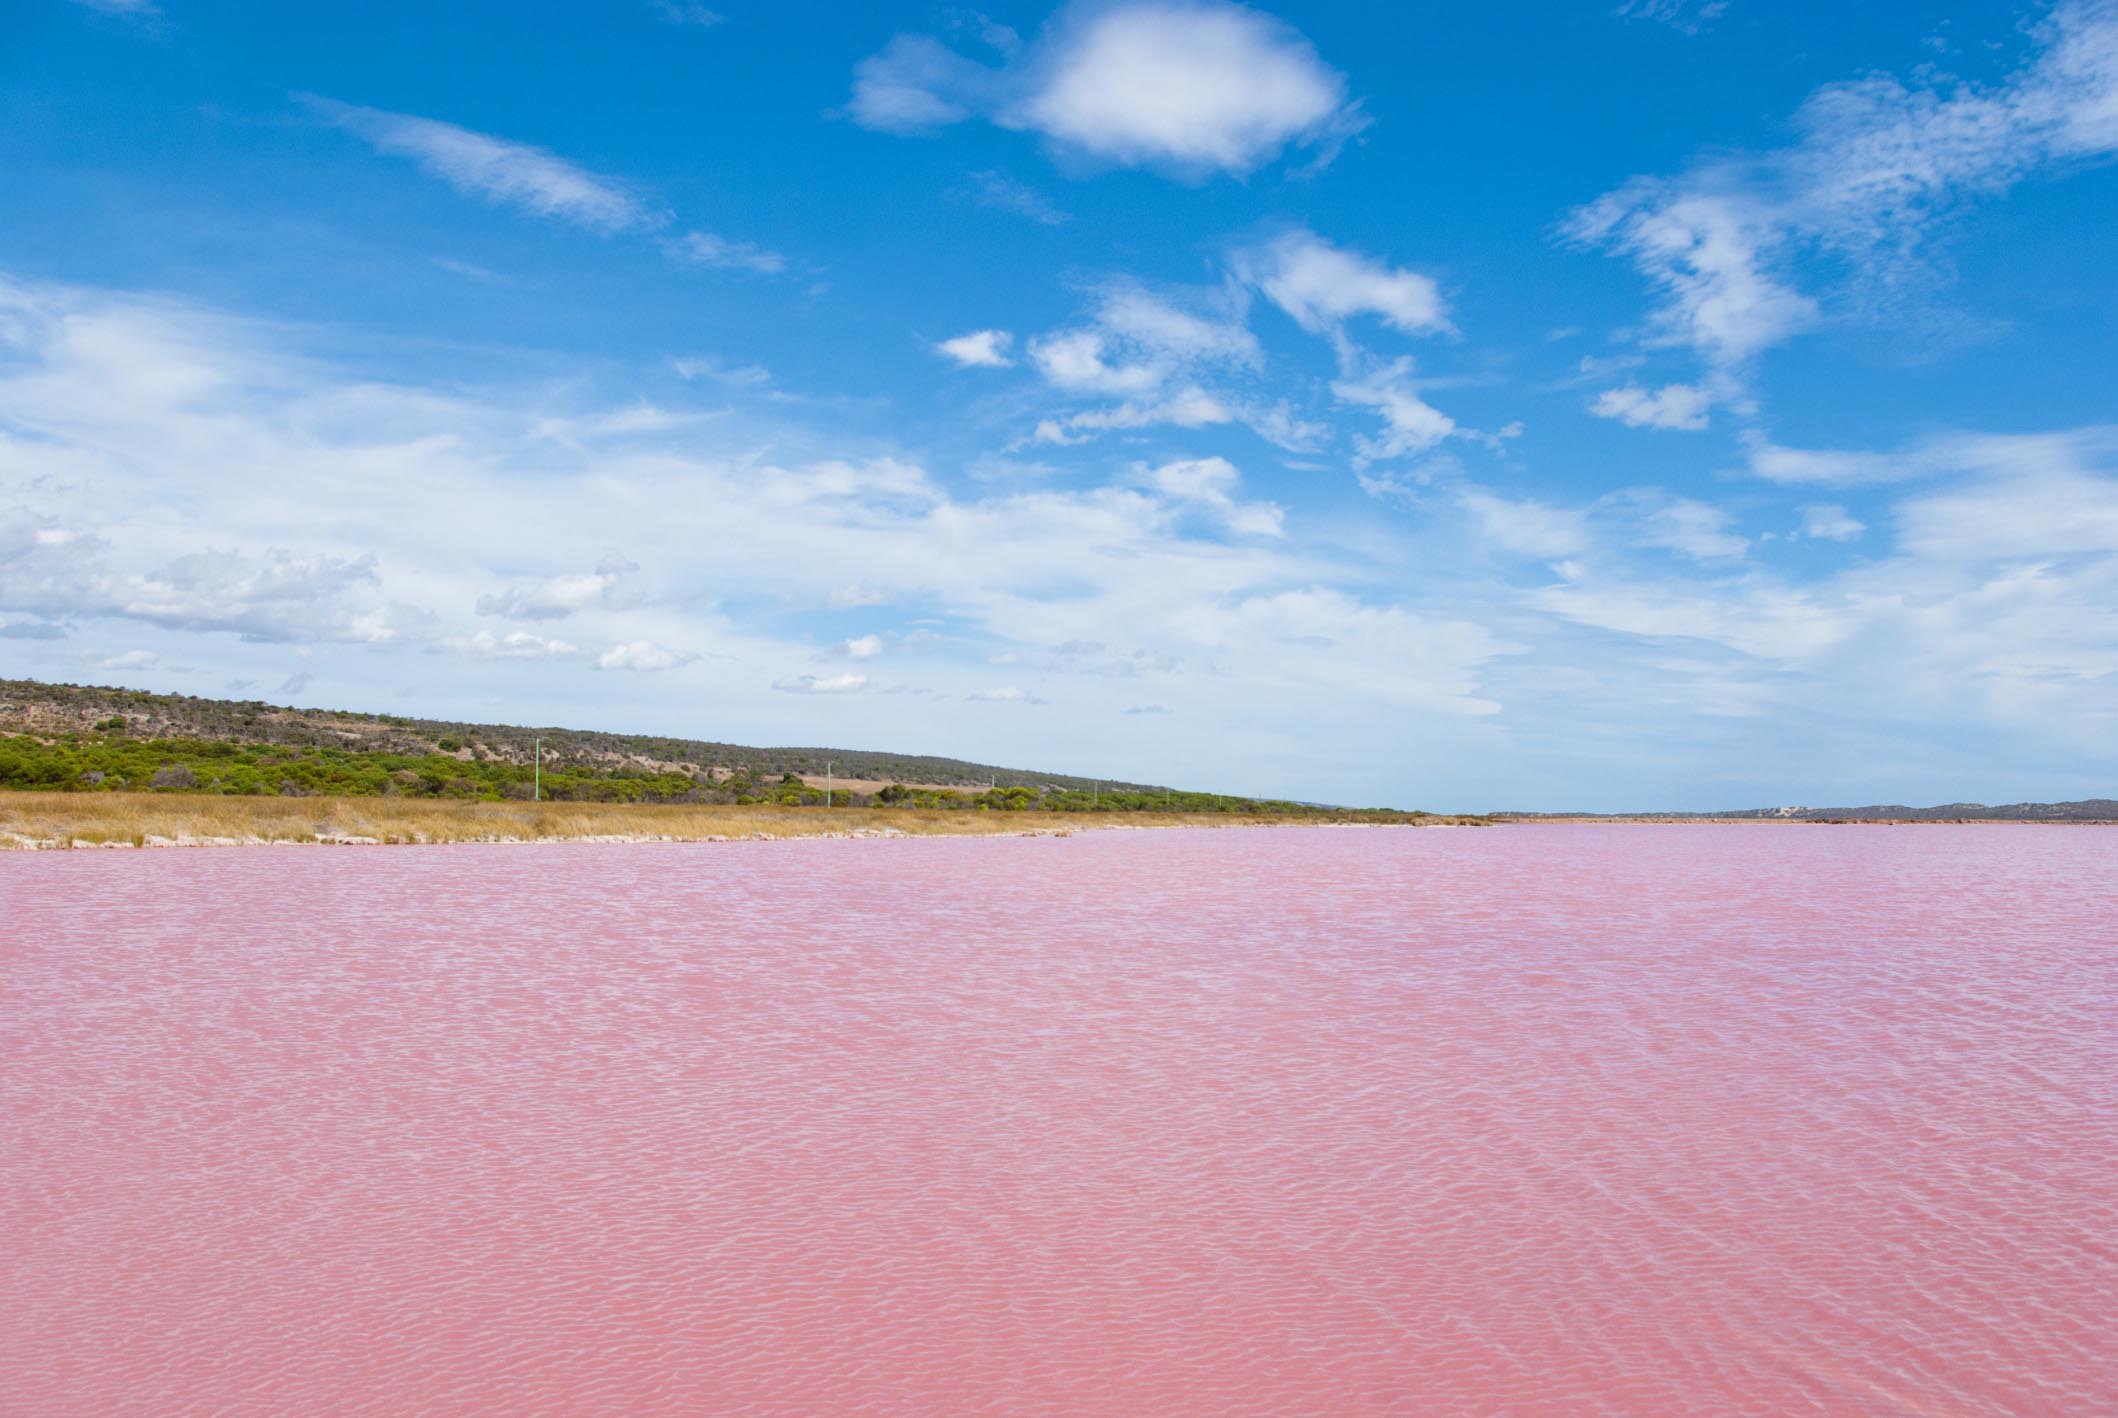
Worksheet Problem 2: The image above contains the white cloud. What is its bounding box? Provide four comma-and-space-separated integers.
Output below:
1033, 387, 1233, 443
834, 634, 884, 659
848, 36, 992, 133
442, 630, 583, 661
1895, 461, 2118, 562
649, 1, 724, 26
1014, 4, 1360, 174
849, 2, 1364, 177
1020, 280, 1259, 422
826, 582, 889, 609
967, 685, 1044, 703
1590, 382, 1712, 431
476, 554, 636, 619
1459, 489, 1592, 560
1633, 494, 1749, 560
1566, 188, 1817, 366
956, 169, 1070, 225
99, 649, 159, 669
1236, 230, 1449, 335
1615, 0, 1729, 34
1745, 428, 2118, 489
666, 230, 787, 274
1800, 505, 1866, 540
1745, 438, 1930, 485
936, 329, 1015, 367
774, 672, 870, 694
1145, 456, 1285, 537
598, 640, 695, 672
1028, 328, 1163, 394
304, 97, 654, 234
1094, 284, 1261, 365
1331, 358, 1456, 465
673, 354, 773, 388
0, 523, 422, 646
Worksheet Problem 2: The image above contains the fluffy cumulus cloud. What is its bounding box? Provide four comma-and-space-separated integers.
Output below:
441, 630, 583, 661
935, 329, 1016, 367
477, 554, 636, 620
849, 2, 1365, 177
599, 640, 695, 672
1235, 230, 1449, 335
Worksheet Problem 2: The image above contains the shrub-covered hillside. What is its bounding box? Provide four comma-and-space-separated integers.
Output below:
0, 678, 1433, 818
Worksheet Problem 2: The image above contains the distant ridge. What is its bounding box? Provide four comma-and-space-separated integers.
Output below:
0, 677, 1167, 793
1495, 801, 2118, 822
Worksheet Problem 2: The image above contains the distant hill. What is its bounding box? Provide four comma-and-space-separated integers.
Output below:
0, 677, 1164, 793
1496, 801, 2118, 822
1719, 801, 2118, 822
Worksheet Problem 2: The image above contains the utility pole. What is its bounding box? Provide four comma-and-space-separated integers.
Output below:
533, 736, 544, 801
825, 760, 833, 809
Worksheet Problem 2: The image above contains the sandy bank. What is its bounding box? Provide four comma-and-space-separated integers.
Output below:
0, 792, 1483, 850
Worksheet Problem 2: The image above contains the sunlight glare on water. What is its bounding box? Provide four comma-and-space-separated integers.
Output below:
4, 824, 2115, 1415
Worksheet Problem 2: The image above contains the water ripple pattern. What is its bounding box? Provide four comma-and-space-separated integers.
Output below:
4, 825, 2115, 1415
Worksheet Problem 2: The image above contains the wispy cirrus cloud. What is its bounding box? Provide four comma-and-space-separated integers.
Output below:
648, 1, 723, 27
302, 96, 657, 233
304, 96, 793, 278
775, 672, 870, 694
1566, 1, 2118, 379
664, 229, 788, 274
1614, 0, 1729, 35
953, 169, 1071, 225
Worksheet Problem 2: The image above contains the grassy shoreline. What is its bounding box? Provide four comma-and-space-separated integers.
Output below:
0, 792, 1487, 850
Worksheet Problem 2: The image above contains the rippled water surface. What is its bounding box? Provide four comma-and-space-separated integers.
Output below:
4, 824, 2116, 1415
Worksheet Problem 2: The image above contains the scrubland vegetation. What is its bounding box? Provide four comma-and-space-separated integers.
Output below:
0, 679, 1480, 846
0, 731, 1427, 817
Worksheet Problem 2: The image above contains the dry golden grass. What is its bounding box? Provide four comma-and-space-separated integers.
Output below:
0, 792, 1483, 849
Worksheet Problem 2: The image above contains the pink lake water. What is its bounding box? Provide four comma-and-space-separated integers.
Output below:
3, 824, 2115, 1416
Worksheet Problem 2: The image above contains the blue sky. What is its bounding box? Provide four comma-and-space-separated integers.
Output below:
3, 0, 2115, 810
